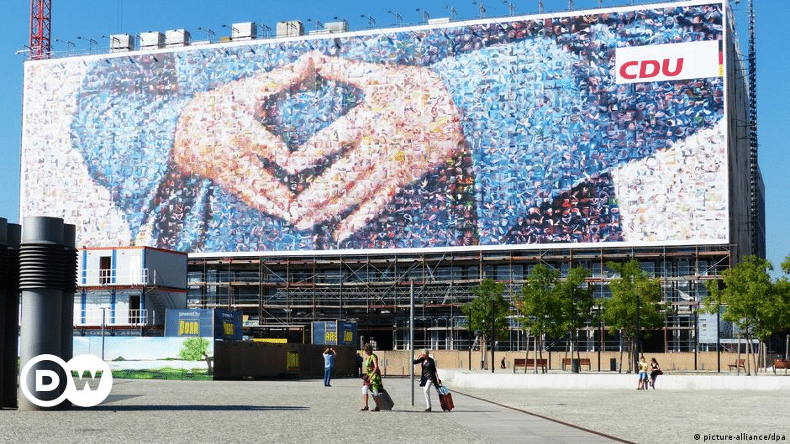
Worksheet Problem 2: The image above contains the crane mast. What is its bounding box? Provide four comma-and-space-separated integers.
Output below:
30, 0, 52, 59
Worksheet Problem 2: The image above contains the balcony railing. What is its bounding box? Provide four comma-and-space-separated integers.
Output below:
76, 308, 152, 326
80, 268, 157, 287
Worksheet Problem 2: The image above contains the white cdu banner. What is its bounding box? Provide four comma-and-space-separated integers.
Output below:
615, 40, 722, 84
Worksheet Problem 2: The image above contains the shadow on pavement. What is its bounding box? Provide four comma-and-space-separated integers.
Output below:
89, 405, 309, 412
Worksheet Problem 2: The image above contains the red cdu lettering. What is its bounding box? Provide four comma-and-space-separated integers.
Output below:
662, 58, 684, 76
639, 60, 661, 78
619, 61, 639, 80
620, 58, 686, 80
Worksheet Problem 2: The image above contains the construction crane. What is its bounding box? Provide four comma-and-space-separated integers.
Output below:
30, 0, 52, 59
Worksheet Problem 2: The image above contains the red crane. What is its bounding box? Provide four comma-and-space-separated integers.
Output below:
30, 0, 52, 59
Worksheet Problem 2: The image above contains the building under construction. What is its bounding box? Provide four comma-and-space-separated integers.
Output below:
20, 0, 763, 352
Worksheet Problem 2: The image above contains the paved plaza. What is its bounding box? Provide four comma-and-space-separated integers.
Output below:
0, 374, 788, 444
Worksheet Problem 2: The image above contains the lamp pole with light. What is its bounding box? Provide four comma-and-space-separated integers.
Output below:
76, 36, 98, 51
196, 27, 215, 41
221, 24, 239, 40
54, 38, 75, 54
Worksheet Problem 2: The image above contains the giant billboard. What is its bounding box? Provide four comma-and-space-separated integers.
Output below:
21, 1, 728, 254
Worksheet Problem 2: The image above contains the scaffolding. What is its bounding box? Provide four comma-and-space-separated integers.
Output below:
187, 244, 733, 351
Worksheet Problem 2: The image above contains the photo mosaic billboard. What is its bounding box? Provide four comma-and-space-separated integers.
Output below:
21, 1, 728, 254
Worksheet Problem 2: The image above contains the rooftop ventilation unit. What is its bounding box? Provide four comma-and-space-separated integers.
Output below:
165, 29, 191, 47
109, 34, 134, 53
139, 31, 164, 49
231, 22, 257, 41
324, 20, 348, 34
276, 21, 304, 38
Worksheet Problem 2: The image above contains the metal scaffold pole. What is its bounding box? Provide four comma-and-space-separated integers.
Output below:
410, 280, 414, 407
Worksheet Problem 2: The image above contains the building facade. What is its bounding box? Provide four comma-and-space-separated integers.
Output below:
20, 1, 763, 350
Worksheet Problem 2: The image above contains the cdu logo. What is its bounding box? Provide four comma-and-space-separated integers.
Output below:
20, 354, 113, 408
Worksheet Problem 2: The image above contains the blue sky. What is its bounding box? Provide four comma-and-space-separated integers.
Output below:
0, 0, 786, 273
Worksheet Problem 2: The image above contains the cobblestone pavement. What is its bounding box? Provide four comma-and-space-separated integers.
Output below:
454, 385, 790, 444
1, 377, 787, 444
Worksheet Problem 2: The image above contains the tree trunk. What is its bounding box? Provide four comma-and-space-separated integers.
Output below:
618, 330, 625, 373
736, 333, 742, 376
525, 333, 530, 363
745, 333, 753, 376
481, 334, 487, 370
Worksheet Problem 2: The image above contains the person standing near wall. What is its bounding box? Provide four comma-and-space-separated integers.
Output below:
323, 347, 336, 387
649, 357, 662, 389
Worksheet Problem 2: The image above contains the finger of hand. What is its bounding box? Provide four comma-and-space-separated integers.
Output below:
173, 98, 292, 219
282, 111, 363, 174
290, 152, 377, 230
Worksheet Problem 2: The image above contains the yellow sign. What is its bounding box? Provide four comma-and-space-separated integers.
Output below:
286, 351, 300, 371
324, 331, 337, 343
178, 320, 199, 336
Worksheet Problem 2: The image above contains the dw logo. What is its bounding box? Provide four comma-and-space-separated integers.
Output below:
20, 354, 113, 408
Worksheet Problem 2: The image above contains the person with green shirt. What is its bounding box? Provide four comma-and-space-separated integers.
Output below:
361, 343, 382, 411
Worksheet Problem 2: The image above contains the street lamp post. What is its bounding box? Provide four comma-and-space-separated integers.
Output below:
221, 24, 240, 40
76, 36, 98, 52
196, 27, 215, 42
633, 276, 641, 373
491, 297, 495, 373
386, 10, 404, 26
258, 23, 271, 38
416, 8, 430, 24
54, 38, 75, 54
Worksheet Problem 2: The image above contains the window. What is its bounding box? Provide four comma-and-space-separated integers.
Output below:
99, 256, 112, 284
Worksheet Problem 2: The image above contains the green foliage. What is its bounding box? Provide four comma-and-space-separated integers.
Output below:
462, 278, 510, 341
782, 255, 790, 276
556, 266, 595, 335
515, 264, 564, 338
179, 337, 210, 361
777, 255, 790, 330
704, 255, 787, 341
112, 367, 211, 381
516, 265, 595, 352
603, 259, 665, 339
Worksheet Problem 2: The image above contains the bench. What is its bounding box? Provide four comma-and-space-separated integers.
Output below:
513, 358, 547, 373
561, 358, 592, 371
728, 359, 745, 371
773, 359, 789, 374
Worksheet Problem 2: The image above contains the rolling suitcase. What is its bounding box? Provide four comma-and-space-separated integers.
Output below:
438, 386, 454, 411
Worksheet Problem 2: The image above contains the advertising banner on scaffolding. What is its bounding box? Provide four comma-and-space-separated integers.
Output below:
21, 1, 728, 254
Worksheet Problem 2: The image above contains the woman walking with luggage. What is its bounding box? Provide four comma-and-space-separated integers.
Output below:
413, 350, 442, 412
361, 343, 382, 411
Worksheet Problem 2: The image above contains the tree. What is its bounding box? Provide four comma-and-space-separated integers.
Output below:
555, 266, 595, 363
516, 265, 595, 371
704, 255, 787, 374
604, 259, 664, 372
463, 279, 509, 369
778, 255, 790, 332
515, 264, 564, 371
179, 337, 210, 361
